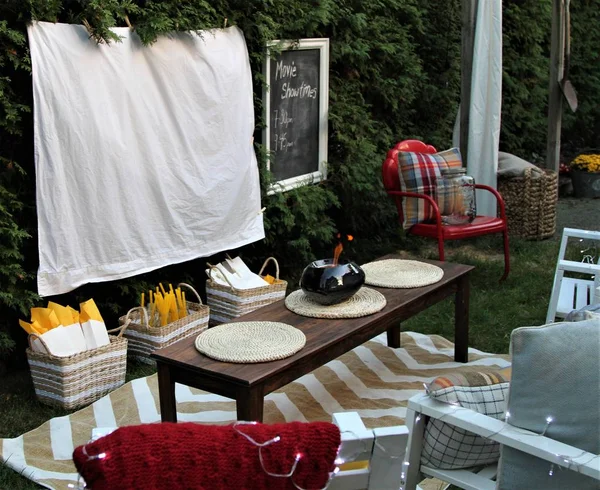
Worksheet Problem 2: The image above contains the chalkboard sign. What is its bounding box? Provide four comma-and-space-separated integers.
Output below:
263, 39, 329, 192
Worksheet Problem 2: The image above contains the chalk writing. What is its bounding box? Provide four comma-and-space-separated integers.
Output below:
272, 61, 317, 152
275, 60, 297, 80
273, 132, 294, 152
274, 109, 293, 128
268, 47, 321, 182
281, 81, 318, 100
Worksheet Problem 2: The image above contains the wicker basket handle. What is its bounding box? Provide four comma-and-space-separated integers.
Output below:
28, 332, 52, 354
108, 306, 148, 337
258, 257, 280, 279
177, 282, 203, 305
206, 265, 236, 290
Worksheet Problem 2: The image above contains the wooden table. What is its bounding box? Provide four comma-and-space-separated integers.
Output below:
152, 256, 473, 423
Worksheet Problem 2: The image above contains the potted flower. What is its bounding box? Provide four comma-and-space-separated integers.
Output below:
570, 154, 600, 198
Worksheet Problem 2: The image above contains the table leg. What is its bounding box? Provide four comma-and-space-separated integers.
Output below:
237, 387, 264, 422
157, 362, 177, 422
387, 323, 401, 348
454, 274, 470, 362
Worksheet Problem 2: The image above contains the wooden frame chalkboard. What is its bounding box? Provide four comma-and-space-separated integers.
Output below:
263, 38, 329, 193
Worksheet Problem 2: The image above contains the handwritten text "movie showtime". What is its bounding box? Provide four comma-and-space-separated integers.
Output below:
275, 60, 318, 99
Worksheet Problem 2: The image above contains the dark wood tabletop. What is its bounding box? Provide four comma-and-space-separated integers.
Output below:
152, 256, 473, 394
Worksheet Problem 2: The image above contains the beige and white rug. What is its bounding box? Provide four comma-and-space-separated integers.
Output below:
0, 332, 509, 489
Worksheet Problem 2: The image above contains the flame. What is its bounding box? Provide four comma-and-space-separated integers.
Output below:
332, 234, 354, 266
333, 242, 344, 266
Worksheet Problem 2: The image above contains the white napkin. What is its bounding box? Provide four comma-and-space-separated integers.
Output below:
31, 324, 87, 357
207, 257, 269, 289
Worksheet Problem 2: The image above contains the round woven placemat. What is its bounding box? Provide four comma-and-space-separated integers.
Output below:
285, 287, 386, 319
360, 259, 444, 288
194, 321, 306, 363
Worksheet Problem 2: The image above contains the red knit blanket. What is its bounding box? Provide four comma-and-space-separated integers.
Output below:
73, 421, 341, 489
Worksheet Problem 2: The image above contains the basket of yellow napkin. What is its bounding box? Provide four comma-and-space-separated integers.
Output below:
117, 283, 209, 364
21, 300, 128, 410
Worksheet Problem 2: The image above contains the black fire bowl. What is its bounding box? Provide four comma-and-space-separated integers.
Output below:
300, 259, 366, 306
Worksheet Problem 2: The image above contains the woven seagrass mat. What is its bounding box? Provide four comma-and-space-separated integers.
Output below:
361, 259, 444, 288
285, 287, 386, 319
194, 321, 306, 363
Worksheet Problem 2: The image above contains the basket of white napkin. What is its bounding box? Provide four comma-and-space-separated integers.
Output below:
205, 256, 287, 325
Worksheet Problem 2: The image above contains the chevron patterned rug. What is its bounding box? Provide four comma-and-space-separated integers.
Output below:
0, 332, 509, 489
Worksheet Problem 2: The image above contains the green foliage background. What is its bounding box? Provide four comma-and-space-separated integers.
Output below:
0, 0, 598, 361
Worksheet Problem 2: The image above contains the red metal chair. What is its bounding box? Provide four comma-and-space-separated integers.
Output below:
382, 139, 510, 280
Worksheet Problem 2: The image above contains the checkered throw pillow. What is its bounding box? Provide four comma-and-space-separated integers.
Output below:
396, 147, 463, 229
421, 370, 511, 470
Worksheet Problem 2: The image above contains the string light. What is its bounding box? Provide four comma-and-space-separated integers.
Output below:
67, 473, 87, 489
81, 445, 107, 462
374, 439, 406, 459
578, 238, 598, 278
233, 421, 346, 490
541, 416, 553, 436
233, 421, 282, 448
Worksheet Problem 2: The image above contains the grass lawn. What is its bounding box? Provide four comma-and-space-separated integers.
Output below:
0, 234, 563, 489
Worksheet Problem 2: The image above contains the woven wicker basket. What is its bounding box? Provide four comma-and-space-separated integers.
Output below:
117, 283, 209, 364
26, 333, 128, 410
498, 168, 558, 240
206, 257, 287, 325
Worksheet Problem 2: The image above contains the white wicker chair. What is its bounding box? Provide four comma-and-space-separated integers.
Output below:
546, 227, 600, 323
402, 393, 600, 490
402, 319, 600, 490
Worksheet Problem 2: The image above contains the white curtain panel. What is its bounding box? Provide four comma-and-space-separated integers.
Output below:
467, 0, 503, 216
28, 22, 264, 296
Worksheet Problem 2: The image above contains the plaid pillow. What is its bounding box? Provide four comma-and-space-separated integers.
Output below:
421, 369, 511, 470
396, 147, 463, 229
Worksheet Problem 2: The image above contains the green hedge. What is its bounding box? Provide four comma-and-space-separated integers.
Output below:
0, 0, 598, 359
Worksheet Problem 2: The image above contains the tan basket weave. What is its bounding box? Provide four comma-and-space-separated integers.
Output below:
498, 168, 558, 240
117, 283, 209, 364
26, 332, 128, 410
206, 257, 287, 325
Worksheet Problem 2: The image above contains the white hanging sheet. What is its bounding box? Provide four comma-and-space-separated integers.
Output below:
28, 22, 264, 296
466, 0, 502, 216
452, 1, 502, 217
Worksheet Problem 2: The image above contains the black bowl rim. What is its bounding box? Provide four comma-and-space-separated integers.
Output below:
307, 258, 357, 268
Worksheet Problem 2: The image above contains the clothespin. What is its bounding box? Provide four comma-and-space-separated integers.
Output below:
223, 18, 228, 28
82, 19, 93, 36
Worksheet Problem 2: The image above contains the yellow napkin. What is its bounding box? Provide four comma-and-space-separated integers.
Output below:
30, 308, 61, 331
68, 306, 80, 324
263, 274, 275, 285
19, 319, 46, 335
48, 301, 76, 326
80, 299, 104, 323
